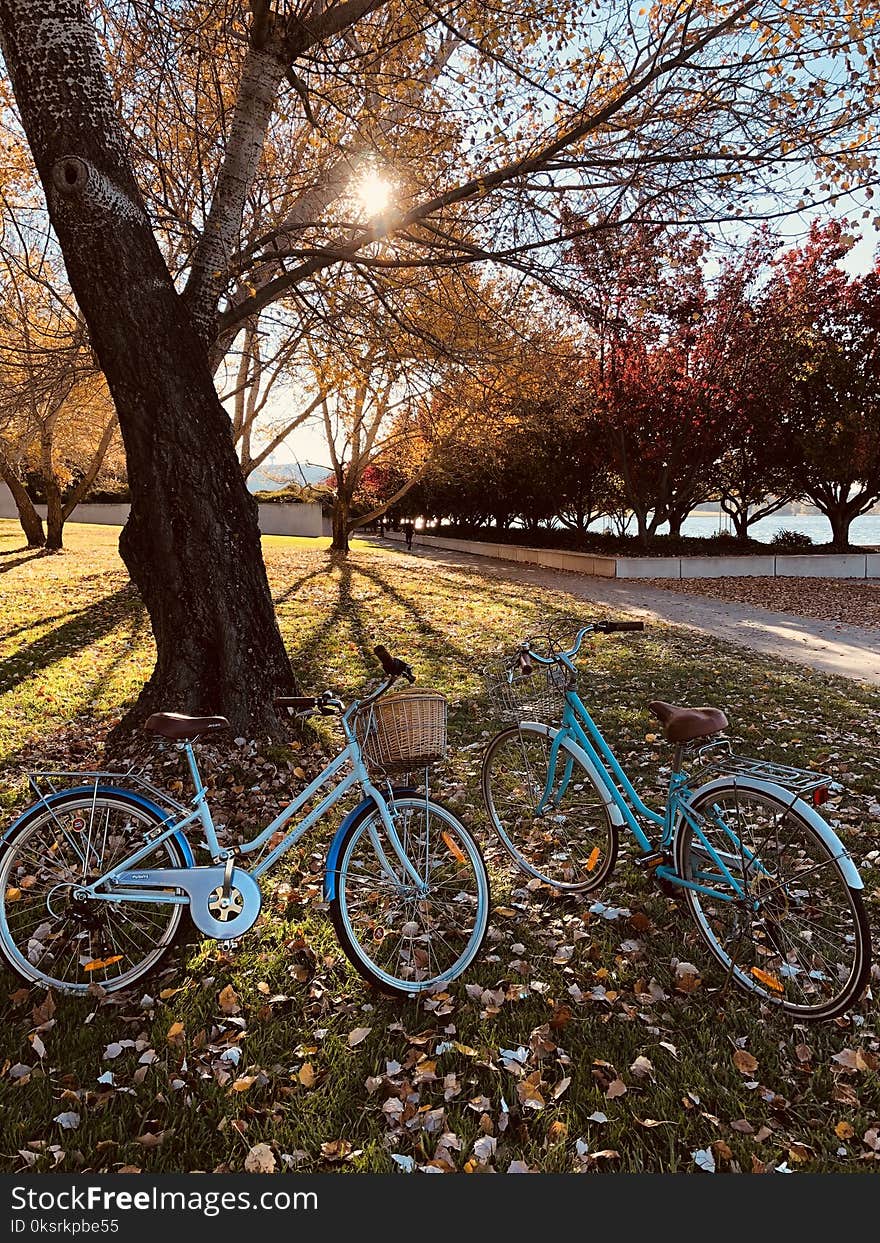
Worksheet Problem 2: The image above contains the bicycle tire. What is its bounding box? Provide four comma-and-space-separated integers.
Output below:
0, 790, 188, 995
481, 723, 618, 892
675, 782, 871, 1019
329, 795, 489, 996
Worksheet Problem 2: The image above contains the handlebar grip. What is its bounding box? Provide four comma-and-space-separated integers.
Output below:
602, 621, 645, 632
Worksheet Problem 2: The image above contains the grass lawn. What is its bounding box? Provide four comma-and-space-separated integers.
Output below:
0, 519, 879, 1174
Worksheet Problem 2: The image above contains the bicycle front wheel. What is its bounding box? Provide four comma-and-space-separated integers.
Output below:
0, 791, 187, 995
676, 783, 871, 1019
329, 796, 489, 995
481, 724, 618, 891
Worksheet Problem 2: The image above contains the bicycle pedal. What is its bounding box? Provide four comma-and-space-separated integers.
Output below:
635, 850, 666, 870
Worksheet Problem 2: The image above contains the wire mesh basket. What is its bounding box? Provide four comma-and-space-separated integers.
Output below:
484, 661, 569, 724
355, 691, 448, 773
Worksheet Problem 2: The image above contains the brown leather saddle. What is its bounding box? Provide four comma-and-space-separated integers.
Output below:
145, 712, 230, 740
649, 700, 728, 743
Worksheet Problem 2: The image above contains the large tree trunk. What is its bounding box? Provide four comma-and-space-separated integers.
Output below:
0, 3, 294, 735
0, 447, 45, 547
331, 497, 352, 554
44, 477, 64, 551
824, 504, 853, 552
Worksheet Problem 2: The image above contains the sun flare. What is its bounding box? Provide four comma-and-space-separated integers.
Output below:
355, 170, 394, 217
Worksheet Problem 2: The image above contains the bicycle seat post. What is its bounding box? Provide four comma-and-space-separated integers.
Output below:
180, 739, 208, 808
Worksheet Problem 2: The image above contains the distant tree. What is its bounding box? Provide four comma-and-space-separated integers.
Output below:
567, 223, 729, 546
771, 223, 880, 550
0, 241, 120, 549
698, 234, 796, 540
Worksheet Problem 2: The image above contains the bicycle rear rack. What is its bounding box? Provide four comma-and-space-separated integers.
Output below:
21, 768, 188, 826
690, 739, 839, 797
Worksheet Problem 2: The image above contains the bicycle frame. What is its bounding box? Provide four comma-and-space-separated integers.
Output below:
78, 703, 426, 907
524, 657, 753, 904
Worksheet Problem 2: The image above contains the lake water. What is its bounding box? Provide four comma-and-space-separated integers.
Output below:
596, 512, 880, 546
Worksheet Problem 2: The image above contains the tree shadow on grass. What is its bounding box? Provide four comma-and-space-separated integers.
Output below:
0, 584, 143, 697
0, 549, 48, 575
0, 609, 82, 647
351, 560, 472, 664
272, 563, 333, 608
282, 558, 386, 695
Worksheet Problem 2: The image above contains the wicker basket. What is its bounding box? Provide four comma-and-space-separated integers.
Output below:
355, 691, 448, 773
484, 662, 569, 724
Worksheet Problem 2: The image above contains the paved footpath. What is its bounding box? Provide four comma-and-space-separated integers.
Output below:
376, 540, 880, 686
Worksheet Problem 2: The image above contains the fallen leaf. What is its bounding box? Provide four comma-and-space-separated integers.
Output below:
218, 985, 240, 1016
244, 1142, 276, 1174
347, 1027, 371, 1048
732, 1049, 759, 1075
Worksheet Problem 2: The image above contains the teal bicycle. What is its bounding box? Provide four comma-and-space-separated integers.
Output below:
482, 622, 871, 1019
0, 646, 489, 997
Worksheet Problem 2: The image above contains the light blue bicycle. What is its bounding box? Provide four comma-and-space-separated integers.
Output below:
482, 622, 871, 1019
0, 646, 489, 997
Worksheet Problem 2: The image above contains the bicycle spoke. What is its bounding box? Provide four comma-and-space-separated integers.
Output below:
680, 786, 866, 1016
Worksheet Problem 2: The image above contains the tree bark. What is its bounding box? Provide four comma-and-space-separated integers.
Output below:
331, 496, 352, 554
0, 445, 45, 547
825, 504, 853, 552
44, 477, 64, 551
0, 2, 294, 735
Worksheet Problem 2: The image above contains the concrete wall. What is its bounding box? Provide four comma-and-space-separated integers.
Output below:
382, 529, 880, 579
257, 503, 323, 537
0, 483, 324, 538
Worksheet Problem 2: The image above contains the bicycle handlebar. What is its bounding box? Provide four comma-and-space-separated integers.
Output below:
520, 619, 644, 667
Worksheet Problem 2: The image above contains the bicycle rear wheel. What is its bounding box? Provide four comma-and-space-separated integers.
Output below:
0, 791, 187, 994
676, 783, 871, 1019
481, 724, 618, 891
329, 796, 489, 995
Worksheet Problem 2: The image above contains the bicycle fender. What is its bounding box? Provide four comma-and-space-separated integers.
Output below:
517, 722, 626, 828
1, 785, 195, 868
683, 774, 863, 890
324, 787, 417, 901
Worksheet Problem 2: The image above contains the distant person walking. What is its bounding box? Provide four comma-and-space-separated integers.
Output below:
403, 521, 415, 551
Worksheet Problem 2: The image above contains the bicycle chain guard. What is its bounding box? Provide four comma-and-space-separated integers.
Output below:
111, 865, 262, 938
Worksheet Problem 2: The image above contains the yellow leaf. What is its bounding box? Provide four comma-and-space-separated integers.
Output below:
218, 984, 240, 1015
5, 887, 21, 902
83, 955, 123, 972
166, 1021, 185, 1045
442, 831, 466, 863
835, 1120, 855, 1140
751, 967, 784, 993
232, 1076, 256, 1092
299, 1062, 316, 1087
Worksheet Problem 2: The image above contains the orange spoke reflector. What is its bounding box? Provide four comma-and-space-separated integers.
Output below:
442, 831, 466, 863
751, 966, 784, 993
586, 846, 601, 872
84, 955, 124, 972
